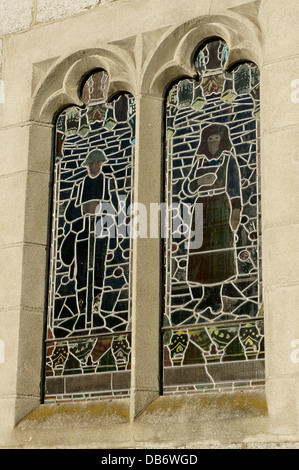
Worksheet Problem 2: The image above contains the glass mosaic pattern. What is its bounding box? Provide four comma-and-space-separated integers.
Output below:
163, 39, 264, 394
44, 71, 135, 402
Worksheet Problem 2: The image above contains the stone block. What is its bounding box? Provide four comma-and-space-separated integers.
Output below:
266, 377, 297, 436
0, 0, 34, 35
23, 170, 51, 246
36, 0, 98, 23
20, 243, 48, 310
259, 0, 299, 63
261, 126, 299, 229
263, 224, 299, 288
28, 124, 53, 174
16, 308, 44, 397
0, 173, 26, 247
261, 57, 299, 132
264, 284, 299, 379
0, 126, 31, 177
0, 398, 17, 442
0, 309, 20, 395
0, 246, 23, 308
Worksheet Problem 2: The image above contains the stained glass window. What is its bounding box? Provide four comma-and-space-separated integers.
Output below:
44, 70, 135, 402
163, 39, 264, 394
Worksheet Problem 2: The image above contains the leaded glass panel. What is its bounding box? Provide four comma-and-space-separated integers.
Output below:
163, 39, 264, 394
44, 70, 135, 402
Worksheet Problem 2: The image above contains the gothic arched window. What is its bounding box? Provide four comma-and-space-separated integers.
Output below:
44, 70, 135, 402
163, 39, 264, 394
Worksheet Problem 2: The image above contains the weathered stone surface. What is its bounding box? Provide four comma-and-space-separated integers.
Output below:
0, 0, 298, 449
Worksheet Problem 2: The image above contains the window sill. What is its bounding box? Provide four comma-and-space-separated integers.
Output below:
14, 389, 268, 448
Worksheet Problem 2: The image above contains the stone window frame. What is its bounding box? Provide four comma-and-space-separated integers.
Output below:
17, 14, 263, 424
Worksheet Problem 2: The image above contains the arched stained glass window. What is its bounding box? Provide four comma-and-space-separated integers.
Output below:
44, 70, 135, 402
163, 39, 264, 394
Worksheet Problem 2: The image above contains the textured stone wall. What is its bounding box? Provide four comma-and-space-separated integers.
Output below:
0, 0, 116, 35
0, 0, 298, 449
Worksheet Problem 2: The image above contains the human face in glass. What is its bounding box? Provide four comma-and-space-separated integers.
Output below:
207, 133, 221, 156
87, 160, 104, 177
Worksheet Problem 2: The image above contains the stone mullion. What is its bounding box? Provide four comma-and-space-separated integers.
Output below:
130, 93, 164, 420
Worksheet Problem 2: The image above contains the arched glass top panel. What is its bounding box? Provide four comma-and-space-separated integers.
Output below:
44, 70, 136, 403
163, 39, 263, 395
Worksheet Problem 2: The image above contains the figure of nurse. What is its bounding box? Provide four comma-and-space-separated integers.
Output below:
181, 123, 242, 314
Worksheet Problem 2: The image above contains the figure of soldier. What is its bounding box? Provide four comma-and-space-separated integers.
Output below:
61, 149, 118, 328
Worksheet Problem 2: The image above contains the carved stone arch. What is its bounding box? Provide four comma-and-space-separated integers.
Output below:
30, 46, 137, 124
141, 13, 262, 98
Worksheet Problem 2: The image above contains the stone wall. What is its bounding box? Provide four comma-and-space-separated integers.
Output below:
0, 0, 299, 449
0, 0, 116, 35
